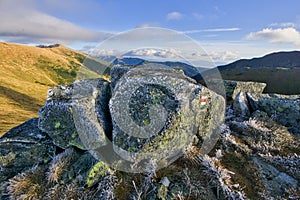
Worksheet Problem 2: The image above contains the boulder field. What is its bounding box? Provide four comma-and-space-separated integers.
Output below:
0, 64, 299, 199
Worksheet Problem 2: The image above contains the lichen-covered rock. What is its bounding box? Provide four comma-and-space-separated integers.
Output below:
247, 93, 300, 134
224, 80, 266, 101
46, 147, 112, 187
110, 59, 203, 91
207, 80, 266, 101
38, 78, 111, 150
0, 118, 56, 186
108, 64, 225, 172
86, 161, 112, 187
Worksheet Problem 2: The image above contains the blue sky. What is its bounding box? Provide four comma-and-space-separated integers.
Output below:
1, 0, 300, 65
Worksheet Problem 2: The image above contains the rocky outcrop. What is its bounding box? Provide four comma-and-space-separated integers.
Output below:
247, 93, 300, 134
252, 157, 298, 197
109, 64, 134, 90
224, 80, 266, 101
0, 65, 299, 199
204, 79, 266, 102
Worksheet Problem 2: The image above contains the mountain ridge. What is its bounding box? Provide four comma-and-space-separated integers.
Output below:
218, 51, 300, 69
201, 51, 300, 95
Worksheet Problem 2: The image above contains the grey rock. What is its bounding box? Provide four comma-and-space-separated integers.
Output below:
38, 78, 111, 150
0, 118, 56, 183
247, 93, 300, 134
160, 177, 170, 187
253, 157, 298, 196
108, 64, 225, 171
232, 92, 250, 118
224, 80, 266, 101
203, 80, 266, 103
110, 64, 134, 91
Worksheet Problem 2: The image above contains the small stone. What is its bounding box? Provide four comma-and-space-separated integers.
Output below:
161, 177, 170, 187
233, 92, 250, 118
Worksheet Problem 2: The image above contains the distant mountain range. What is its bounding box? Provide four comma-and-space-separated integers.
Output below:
219, 51, 300, 69
206, 51, 300, 95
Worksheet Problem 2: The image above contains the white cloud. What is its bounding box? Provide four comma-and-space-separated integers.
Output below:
182, 28, 241, 34
190, 50, 239, 63
246, 27, 300, 46
0, 0, 111, 44
124, 48, 180, 59
208, 51, 239, 62
90, 49, 120, 57
166, 12, 184, 20
269, 22, 296, 28
89, 48, 181, 60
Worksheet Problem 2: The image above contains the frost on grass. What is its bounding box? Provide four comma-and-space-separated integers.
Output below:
201, 155, 247, 200
47, 148, 75, 184
6, 166, 46, 200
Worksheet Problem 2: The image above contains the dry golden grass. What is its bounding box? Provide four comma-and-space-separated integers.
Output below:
0, 42, 108, 136
6, 166, 46, 199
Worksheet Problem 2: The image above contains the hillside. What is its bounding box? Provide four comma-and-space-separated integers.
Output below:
220, 51, 300, 69
202, 51, 300, 94
0, 42, 108, 135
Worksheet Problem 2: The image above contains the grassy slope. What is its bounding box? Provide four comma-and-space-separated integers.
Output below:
0, 42, 108, 135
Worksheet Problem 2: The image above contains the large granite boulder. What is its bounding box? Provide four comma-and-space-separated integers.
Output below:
38, 79, 111, 150
108, 64, 225, 172
1, 69, 299, 199
247, 93, 300, 134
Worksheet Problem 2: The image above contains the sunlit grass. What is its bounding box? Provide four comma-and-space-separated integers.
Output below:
0, 42, 110, 136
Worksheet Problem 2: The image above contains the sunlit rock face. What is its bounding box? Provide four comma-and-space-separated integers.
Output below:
38, 79, 111, 150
